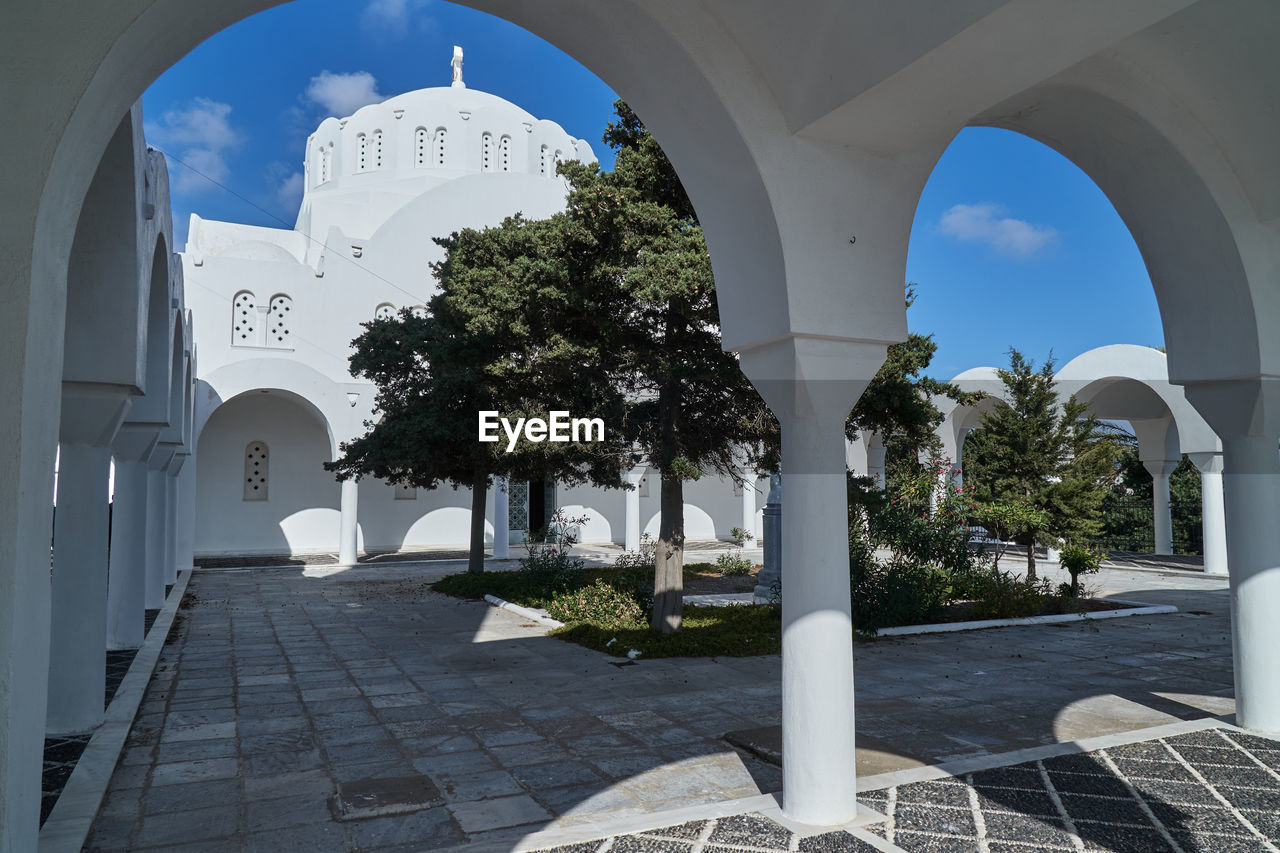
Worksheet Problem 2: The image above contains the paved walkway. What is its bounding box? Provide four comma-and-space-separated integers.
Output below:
86, 559, 1235, 851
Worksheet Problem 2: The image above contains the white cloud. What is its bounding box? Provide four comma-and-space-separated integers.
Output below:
360, 0, 433, 33
274, 170, 304, 212
305, 70, 385, 117
938, 203, 1058, 257
145, 98, 243, 195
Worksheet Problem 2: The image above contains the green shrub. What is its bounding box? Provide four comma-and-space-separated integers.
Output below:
967, 571, 1053, 620
546, 579, 644, 629
1059, 544, 1103, 596
730, 526, 755, 546
518, 510, 589, 594
851, 551, 952, 632
714, 551, 753, 576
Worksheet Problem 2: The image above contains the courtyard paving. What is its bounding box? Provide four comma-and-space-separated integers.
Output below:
85, 558, 1237, 851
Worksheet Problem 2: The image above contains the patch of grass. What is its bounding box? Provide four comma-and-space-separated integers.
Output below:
551, 604, 783, 658
433, 569, 558, 607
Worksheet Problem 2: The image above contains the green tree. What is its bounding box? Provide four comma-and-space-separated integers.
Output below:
326, 215, 634, 574
963, 349, 1120, 578
552, 101, 774, 634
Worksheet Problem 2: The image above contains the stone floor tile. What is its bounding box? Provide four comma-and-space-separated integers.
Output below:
449, 793, 553, 833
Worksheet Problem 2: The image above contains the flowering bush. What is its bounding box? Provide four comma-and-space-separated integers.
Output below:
519, 510, 589, 594
546, 579, 644, 629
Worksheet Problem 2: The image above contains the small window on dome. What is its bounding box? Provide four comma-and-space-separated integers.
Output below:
267, 294, 293, 347
482, 133, 493, 172
433, 127, 447, 167
232, 291, 257, 346
539, 144, 550, 176
500, 135, 511, 172
410, 305, 427, 318
244, 442, 269, 501
373, 130, 384, 168
357, 132, 368, 172
374, 303, 396, 321
415, 128, 429, 167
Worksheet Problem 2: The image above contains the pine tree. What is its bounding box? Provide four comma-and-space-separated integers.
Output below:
326, 215, 634, 574
963, 349, 1119, 578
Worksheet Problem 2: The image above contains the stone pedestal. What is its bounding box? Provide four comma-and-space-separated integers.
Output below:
754, 474, 782, 603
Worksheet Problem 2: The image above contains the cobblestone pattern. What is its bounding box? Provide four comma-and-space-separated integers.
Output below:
41, 734, 91, 826
537, 814, 883, 853
863, 728, 1280, 853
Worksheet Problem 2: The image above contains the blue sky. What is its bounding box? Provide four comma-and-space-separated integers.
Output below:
143, 0, 1165, 380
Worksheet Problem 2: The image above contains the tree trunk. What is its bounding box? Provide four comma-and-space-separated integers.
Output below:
468, 472, 488, 575
1025, 537, 1037, 580
652, 473, 685, 634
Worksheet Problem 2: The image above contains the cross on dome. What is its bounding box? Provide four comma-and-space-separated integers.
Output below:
451, 45, 464, 88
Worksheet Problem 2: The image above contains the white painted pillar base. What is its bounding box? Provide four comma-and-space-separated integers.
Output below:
47, 443, 113, 734
624, 466, 646, 552
338, 479, 359, 566
493, 478, 510, 560
1143, 459, 1178, 555
1189, 452, 1228, 576
740, 337, 884, 827
1220, 436, 1280, 732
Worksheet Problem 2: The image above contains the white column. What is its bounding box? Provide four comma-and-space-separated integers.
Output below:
624, 466, 646, 552
740, 337, 883, 826
162, 457, 183, 585
866, 434, 886, 490
174, 451, 197, 572
143, 463, 168, 609
493, 478, 510, 560
47, 443, 113, 733
338, 479, 359, 566
107, 426, 157, 650
1221, 435, 1280, 732
741, 470, 757, 542
1189, 452, 1228, 576
1143, 459, 1178, 555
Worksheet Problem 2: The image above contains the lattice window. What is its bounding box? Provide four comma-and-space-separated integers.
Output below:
410, 305, 427, 318
500, 135, 511, 171
374, 303, 396, 321
317, 143, 331, 186
481, 133, 493, 172
232, 291, 257, 345
508, 481, 529, 531
268, 294, 292, 347
357, 133, 368, 171
244, 442, 268, 500
433, 127, 447, 167
394, 483, 416, 501
373, 130, 383, 168
414, 128, 428, 167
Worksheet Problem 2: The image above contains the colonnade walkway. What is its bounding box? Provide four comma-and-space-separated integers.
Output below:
83, 560, 1234, 851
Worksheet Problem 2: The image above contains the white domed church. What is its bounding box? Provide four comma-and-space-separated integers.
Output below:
185, 49, 761, 562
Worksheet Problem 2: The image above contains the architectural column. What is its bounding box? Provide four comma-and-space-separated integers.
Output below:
623, 465, 646, 552
753, 474, 782, 603
493, 478, 510, 560
338, 479, 359, 566
47, 385, 131, 734
740, 337, 884, 826
1186, 379, 1280, 733
1188, 452, 1228, 576
107, 427, 158, 650
1143, 459, 1178, 555
163, 455, 185, 584
866, 433, 886, 490
174, 452, 197, 573
144, 446, 175, 609
740, 468, 758, 543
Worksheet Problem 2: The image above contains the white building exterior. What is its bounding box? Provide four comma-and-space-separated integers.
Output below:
185, 54, 762, 560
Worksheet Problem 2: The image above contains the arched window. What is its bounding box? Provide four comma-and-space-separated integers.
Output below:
244, 442, 268, 501
539, 144, 550, 176
433, 127, 447, 167
373, 130, 383, 168
414, 128, 429, 167
481, 133, 493, 172
357, 133, 368, 171
374, 303, 396, 321
410, 305, 427, 318
232, 291, 257, 346
268, 294, 292, 347
322, 144, 331, 183
500, 135, 511, 172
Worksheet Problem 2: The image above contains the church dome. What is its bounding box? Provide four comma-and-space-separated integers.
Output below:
300, 47, 595, 201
